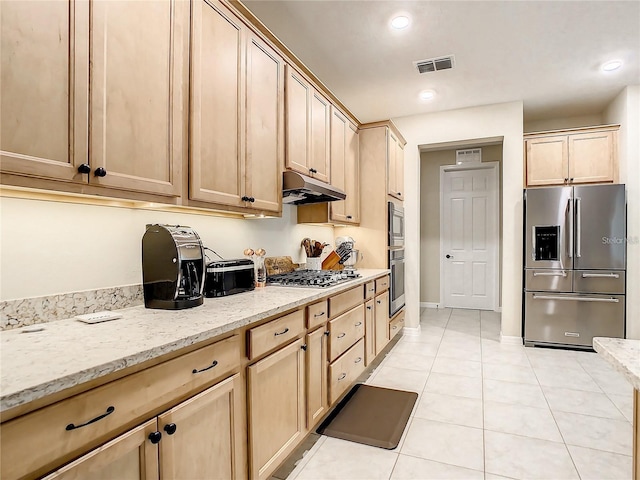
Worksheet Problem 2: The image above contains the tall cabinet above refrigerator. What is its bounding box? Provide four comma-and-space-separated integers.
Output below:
523, 184, 626, 349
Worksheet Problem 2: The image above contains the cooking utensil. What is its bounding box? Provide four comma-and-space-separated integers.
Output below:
301, 238, 312, 257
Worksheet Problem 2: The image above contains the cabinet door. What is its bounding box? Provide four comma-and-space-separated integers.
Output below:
329, 107, 347, 222
43, 419, 159, 480
0, 0, 88, 182
345, 122, 361, 221
285, 67, 311, 175
245, 33, 284, 213
158, 374, 246, 480
374, 291, 390, 355
364, 299, 375, 366
309, 91, 331, 183
387, 130, 399, 198
306, 327, 328, 429
394, 139, 404, 201
248, 338, 305, 480
190, 0, 244, 206
568, 131, 615, 184
90, 0, 187, 196
525, 136, 569, 186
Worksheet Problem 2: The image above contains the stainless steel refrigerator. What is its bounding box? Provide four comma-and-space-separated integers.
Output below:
523, 184, 626, 349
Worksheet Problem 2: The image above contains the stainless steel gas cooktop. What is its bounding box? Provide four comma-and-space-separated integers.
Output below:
266, 269, 360, 288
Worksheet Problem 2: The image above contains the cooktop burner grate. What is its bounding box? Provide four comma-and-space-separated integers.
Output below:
267, 269, 360, 288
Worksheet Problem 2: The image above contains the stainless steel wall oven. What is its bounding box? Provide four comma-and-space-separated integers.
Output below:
389, 248, 405, 315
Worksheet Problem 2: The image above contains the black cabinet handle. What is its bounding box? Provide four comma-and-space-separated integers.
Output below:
324, 331, 330, 336
301, 344, 307, 351
354, 357, 362, 364
313, 311, 326, 317
66, 406, 115, 431
346, 215, 353, 219
570, 178, 574, 182
377, 300, 382, 304
338, 373, 346, 380
366, 306, 373, 310
446, 254, 453, 259
148, 431, 162, 444
77, 163, 91, 174
397, 192, 402, 196
192, 360, 218, 374
337, 332, 346, 338
241, 196, 250, 202
164, 423, 177, 435
94, 167, 107, 177
249, 197, 255, 203
309, 168, 317, 174
355, 322, 362, 327
274, 327, 289, 336
564, 177, 569, 183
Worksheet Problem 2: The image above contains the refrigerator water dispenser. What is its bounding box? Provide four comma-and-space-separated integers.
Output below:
533, 226, 560, 261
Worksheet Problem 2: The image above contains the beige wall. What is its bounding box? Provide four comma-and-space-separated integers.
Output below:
420, 145, 503, 305
0, 198, 334, 301
604, 85, 640, 339
393, 101, 524, 338
524, 113, 604, 133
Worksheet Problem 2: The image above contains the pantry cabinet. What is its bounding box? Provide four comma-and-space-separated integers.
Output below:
285, 66, 331, 183
524, 125, 619, 187
388, 130, 405, 200
247, 338, 305, 480
0, 0, 188, 197
189, 0, 283, 213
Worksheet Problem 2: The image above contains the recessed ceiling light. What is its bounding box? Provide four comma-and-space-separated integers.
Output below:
602, 60, 622, 72
391, 15, 410, 29
419, 90, 436, 100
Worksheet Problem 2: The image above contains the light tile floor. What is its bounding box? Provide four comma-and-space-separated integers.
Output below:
285, 308, 634, 480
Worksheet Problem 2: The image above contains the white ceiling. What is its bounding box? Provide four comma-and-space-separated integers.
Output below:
243, 0, 640, 124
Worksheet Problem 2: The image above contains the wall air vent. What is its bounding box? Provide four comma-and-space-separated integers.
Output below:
456, 148, 482, 165
414, 55, 455, 74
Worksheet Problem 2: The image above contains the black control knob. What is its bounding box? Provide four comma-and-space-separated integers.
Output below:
148, 431, 162, 444
94, 167, 107, 177
77, 164, 91, 174
164, 423, 177, 435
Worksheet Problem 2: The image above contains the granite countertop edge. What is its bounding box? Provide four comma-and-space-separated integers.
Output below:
0, 269, 389, 413
593, 336, 640, 391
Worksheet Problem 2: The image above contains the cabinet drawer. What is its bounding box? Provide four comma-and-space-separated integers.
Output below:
328, 304, 365, 362
248, 310, 305, 360
307, 300, 328, 330
375, 275, 390, 293
573, 270, 625, 294
329, 286, 363, 319
364, 281, 375, 300
389, 310, 405, 340
1, 335, 240, 480
329, 339, 365, 405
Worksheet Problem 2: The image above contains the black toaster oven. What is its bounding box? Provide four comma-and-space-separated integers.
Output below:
204, 259, 255, 297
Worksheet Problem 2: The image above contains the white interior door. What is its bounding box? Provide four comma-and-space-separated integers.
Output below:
441, 163, 498, 310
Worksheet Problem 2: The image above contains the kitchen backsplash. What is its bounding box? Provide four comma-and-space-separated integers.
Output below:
0, 285, 143, 331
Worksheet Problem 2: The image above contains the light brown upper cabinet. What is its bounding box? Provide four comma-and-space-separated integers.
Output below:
285, 66, 331, 183
329, 107, 360, 224
524, 125, 619, 187
0, 0, 89, 182
190, 0, 283, 213
387, 131, 405, 200
0, 0, 188, 197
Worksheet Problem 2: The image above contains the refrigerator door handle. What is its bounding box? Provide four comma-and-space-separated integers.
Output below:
567, 198, 573, 258
532, 294, 619, 303
533, 271, 567, 277
531, 226, 536, 261
582, 273, 620, 279
575, 197, 582, 258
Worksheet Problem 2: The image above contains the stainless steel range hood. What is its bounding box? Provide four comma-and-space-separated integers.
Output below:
282, 171, 346, 205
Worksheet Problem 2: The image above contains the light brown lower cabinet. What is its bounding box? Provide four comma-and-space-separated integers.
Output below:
247, 338, 305, 480
374, 291, 390, 355
328, 338, 366, 404
364, 299, 376, 366
306, 326, 328, 428
44, 374, 245, 480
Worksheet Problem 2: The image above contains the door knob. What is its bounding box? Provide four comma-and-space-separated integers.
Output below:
446, 254, 453, 259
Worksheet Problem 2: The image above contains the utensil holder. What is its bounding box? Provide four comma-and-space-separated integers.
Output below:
306, 257, 322, 271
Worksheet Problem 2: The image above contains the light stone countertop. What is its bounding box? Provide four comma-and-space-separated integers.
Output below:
593, 337, 640, 391
0, 269, 389, 413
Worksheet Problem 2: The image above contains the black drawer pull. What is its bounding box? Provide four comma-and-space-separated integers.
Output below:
148, 431, 162, 444
192, 360, 218, 374
355, 321, 362, 327
274, 327, 289, 336
324, 331, 330, 336
354, 357, 362, 364
376, 300, 382, 304
338, 373, 346, 380
66, 406, 115, 431
313, 311, 326, 317
366, 305, 373, 310
301, 344, 308, 351
164, 423, 177, 435
337, 332, 346, 338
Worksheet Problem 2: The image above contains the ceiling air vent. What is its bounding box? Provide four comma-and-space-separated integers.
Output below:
414, 55, 455, 74
456, 148, 482, 165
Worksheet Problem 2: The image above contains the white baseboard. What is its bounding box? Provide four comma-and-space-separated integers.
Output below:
420, 302, 441, 309
403, 324, 422, 336
500, 334, 523, 345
